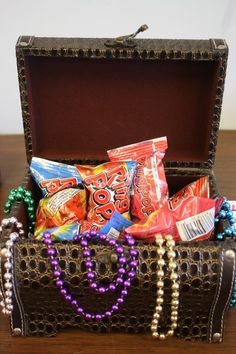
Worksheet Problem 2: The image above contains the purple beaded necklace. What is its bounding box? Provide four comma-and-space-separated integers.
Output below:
42, 230, 138, 321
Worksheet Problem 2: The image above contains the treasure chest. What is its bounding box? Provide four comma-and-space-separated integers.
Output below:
0, 26, 235, 342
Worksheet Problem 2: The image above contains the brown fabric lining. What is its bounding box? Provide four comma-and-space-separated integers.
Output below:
25, 56, 219, 162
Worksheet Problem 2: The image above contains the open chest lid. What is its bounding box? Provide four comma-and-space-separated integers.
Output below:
16, 27, 228, 169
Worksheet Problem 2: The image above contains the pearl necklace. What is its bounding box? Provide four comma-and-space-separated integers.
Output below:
151, 234, 179, 340
0, 217, 23, 315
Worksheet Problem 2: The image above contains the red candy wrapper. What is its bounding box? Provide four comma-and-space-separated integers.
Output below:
125, 177, 215, 242
34, 187, 87, 237
107, 137, 168, 222
76, 161, 136, 229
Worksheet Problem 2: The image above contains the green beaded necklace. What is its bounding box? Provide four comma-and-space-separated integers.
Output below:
4, 186, 36, 234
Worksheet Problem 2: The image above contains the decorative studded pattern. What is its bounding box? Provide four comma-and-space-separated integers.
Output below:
11, 240, 232, 340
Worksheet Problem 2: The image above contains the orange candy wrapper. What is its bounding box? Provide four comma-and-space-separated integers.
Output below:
125, 176, 216, 241
107, 137, 168, 222
34, 187, 87, 237
76, 161, 136, 229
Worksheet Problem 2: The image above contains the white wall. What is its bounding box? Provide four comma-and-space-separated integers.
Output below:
0, 0, 236, 133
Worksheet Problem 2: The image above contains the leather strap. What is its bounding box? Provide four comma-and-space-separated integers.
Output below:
208, 245, 236, 342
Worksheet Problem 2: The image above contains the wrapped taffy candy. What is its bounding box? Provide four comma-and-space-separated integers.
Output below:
107, 137, 168, 222
76, 161, 136, 229
125, 177, 216, 242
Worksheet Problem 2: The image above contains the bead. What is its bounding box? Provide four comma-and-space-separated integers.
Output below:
105, 311, 112, 317
116, 246, 124, 254
85, 260, 93, 268
171, 315, 178, 322
127, 238, 135, 246
4, 273, 12, 281
157, 248, 165, 256
95, 314, 102, 321
157, 289, 164, 297
80, 239, 88, 247
118, 268, 125, 275
54, 270, 61, 277
151, 324, 157, 331
121, 289, 128, 296
91, 283, 97, 289
77, 307, 83, 314
156, 297, 163, 304
159, 333, 166, 340
87, 272, 95, 280
1, 248, 8, 258
171, 323, 177, 329
85, 313, 92, 320
4, 250, 12, 258
107, 283, 115, 292
71, 299, 77, 306
128, 271, 135, 278
157, 270, 164, 278
5, 290, 12, 297
166, 240, 175, 248
2, 219, 10, 227
130, 260, 138, 268
108, 239, 116, 246
157, 259, 165, 267
172, 291, 179, 299
4, 262, 12, 270
16, 222, 23, 229
157, 280, 164, 288
172, 283, 179, 290
83, 250, 91, 257
56, 280, 63, 287
47, 248, 56, 256
167, 329, 174, 337
170, 272, 178, 281
124, 280, 131, 287
10, 232, 18, 241
155, 305, 162, 312
99, 233, 107, 241
4, 282, 13, 290
118, 256, 126, 265
116, 277, 124, 284
169, 261, 177, 270
5, 298, 12, 305
167, 250, 176, 259
112, 305, 118, 311
117, 297, 124, 304
171, 299, 179, 307
51, 259, 59, 267
152, 332, 159, 338
219, 210, 227, 218
153, 313, 160, 320
129, 249, 138, 257
98, 287, 105, 294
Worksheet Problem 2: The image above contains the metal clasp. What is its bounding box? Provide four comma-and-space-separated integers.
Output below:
105, 24, 148, 49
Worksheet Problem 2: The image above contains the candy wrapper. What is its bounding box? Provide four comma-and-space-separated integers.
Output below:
100, 211, 133, 239
34, 187, 86, 237
30, 157, 83, 197
34, 223, 80, 241
76, 161, 136, 229
107, 137, 168, 222
168, 176, 210, 207
125, 177, 215, 242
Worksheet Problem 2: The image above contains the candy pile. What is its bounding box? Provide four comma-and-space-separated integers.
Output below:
29, 137, 235, 242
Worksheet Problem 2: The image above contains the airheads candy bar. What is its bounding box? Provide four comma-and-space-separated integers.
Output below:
34, 187, 86, 237
107, 137, 168, 222
125, 177, 214, 242
30, 157, 83, 197
76, 161, 136, 229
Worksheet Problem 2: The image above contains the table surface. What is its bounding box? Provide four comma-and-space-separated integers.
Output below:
0, 132, 235, 354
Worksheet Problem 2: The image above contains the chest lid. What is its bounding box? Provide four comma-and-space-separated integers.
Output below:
16, 26, 228, 169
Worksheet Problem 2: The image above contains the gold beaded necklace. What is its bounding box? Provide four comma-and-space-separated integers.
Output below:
151, 234, 180, 340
